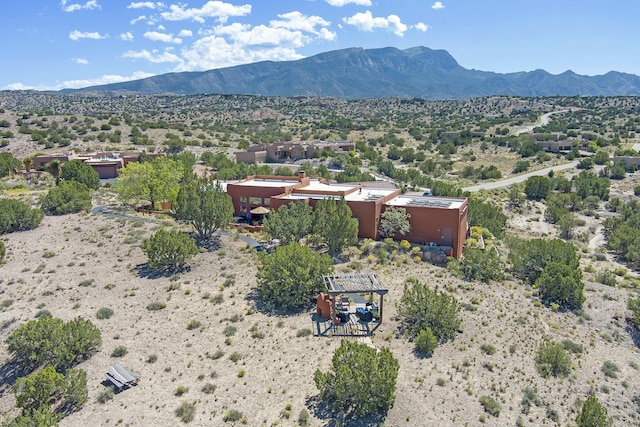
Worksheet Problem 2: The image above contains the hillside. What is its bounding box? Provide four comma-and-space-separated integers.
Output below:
66, 46, 640, 99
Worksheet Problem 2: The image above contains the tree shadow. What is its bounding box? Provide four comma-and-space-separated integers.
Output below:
0, 358, 31, 395
134, 263, 190, 279
304, 395, 387, 427
626, 319, 640, 348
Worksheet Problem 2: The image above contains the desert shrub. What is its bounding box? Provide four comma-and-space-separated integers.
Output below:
451, 246, 505, 283
147, 301, 166, 311
601, 361, 619, 379
508, 237, 579, 284
146, 354, 158, 363
596, 269, 617, 286
314, 339, 399, 417
210, 350, 224, 360
223, 326, 237, 336
175, 385, 187, 396
414, 327, 437, 356
201, 383, 216, 394
34, 309, 51, 318
7, 316, 101, 372
0, 198, 44, 234
141, 229, 199, 271
186, 319, 201, 330
398, 278, 461, 344
97, 387, 114, 404
480, 344, 496, 355
111, 345, 127, 358
223, 409, 243, 422
0, 240, 5, 263
298, 408, 310, 425
41, 180, 92, 215
479, 395, 501, 417
228, 351, 242, 362
296, 328, 312, 338
96, 307, 114, 319
175, 401, 197, 423
536, 340, 571, 378
256, 242, 333, 312
561, 339, 583, 354
576, 393, 611, 427
521, 386, 542, 414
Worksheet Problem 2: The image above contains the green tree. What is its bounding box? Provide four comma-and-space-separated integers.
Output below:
513, 160, 530, 174
398, 278, 461, 343
0, 152, 21, 177
7, 316, 102, 373
593, 150, 610, 165
452, 247, 505, 283
114, 157, 184, 208
414, 327, 438, 356
256, 243, 333, 312
576, 394, 612, 427
0, 240, 5, 263
41, 181, 92, 215
524, 175, 551, 201
628, 295, 640, 329
5, 406, 61, 427
141, 229, 199, 271
62, 369, 88, 410
535, 262, 584, 309
262, 201, 313, 245
379, 206, 411, 239
536, 340, 571, 378
314, 340, 399, 417
44, 160, 61, 184
60, 160, 99, 190
0, 199, 44, 234
313, 196, 358, 254
574, 170, 610, 200
175, 178, 234, 242
13, 365, 64, 409
468, 198, 507, 238
508, 237, 579, 284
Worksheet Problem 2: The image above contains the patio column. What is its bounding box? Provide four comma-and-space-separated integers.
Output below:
378, 294, 384, 324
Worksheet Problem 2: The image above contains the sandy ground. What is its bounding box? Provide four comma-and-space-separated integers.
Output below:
0, 184, 639, 427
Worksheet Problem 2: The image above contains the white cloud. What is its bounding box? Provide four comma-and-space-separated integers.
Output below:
123, 48, 183, 64
414, 22, 429, 32
130, 15, 147, 25
268, 11, 336, 40
432, 2, 445, 10
120, 32, 134, 41
72, 57, 89, 64
127, 1, 164, 9
325, 0, 371, 6
178, 29, 193, 37
69, 30, 109, 40
2, 71, 156, 91
60, 0, 100, 12
161, 1, 251, 24
214, 23, 307, 48
176, 35, 304, 72
144, 31, 182, 44
343, 11, 408, 36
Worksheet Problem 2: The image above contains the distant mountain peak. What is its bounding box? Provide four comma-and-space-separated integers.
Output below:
66, 46, 640, 99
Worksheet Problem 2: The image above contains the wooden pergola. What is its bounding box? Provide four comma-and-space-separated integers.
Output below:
322, 273, 388, 327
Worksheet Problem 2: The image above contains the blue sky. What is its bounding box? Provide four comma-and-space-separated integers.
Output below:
2, 0, 639, 91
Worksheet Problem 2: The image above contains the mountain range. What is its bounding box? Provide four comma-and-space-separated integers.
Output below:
68, 46, 640, 100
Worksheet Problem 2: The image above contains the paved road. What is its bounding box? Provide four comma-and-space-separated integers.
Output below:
513, 110, 568, 136
462, 161, 578, 192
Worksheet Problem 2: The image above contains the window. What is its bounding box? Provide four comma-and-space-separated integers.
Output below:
249, 197, 262, 206
239, 196, 247, 204
263, 198, 270, 206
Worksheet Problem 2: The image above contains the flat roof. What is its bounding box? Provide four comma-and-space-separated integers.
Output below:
386, 195, 465, 209
233, 177, 300, 188
323, 273, 388, 295
345, 187, 398, 202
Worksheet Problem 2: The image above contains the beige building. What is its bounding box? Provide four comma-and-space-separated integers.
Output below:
235, 140, 354, 164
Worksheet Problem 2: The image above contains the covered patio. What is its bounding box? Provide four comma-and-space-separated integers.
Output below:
314, 273, 388, 337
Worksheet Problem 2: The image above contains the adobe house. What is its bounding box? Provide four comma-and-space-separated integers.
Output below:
33, 150, 164, 179
235, 140, 354, 164
225, 172, 469, 258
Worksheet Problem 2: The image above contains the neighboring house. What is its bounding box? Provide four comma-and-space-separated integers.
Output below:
235, 140, 354, 164
33, 150, 164, 178
226, 171, 469, 258
612, 156, 640, 169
